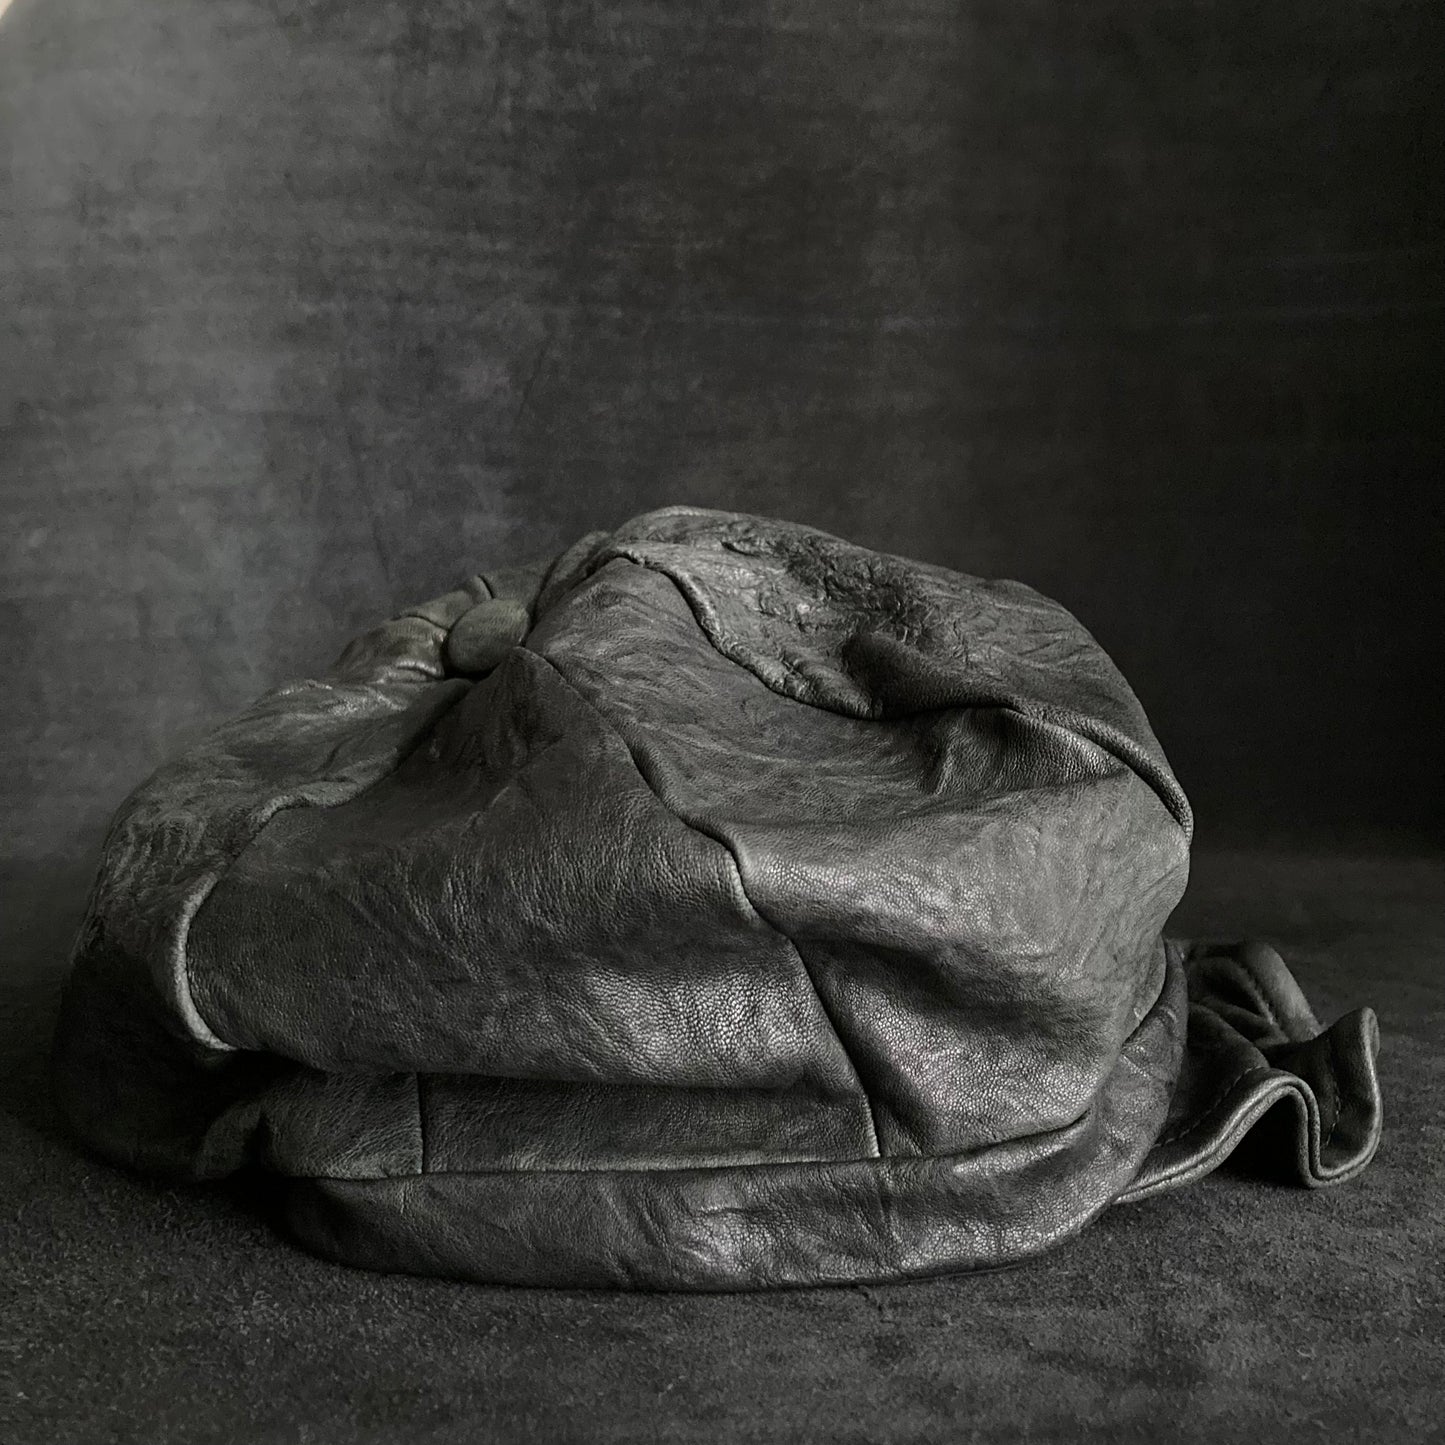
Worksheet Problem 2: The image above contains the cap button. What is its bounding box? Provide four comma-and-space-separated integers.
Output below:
443, 597, 530, 676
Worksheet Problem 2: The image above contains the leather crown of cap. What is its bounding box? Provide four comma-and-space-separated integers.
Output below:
52, 506, 1382, 1290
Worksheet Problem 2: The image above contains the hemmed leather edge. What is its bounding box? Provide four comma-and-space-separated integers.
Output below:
1119, 940, 1383, 1204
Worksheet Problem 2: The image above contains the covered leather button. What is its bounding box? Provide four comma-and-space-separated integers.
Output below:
442, 596, 529, 675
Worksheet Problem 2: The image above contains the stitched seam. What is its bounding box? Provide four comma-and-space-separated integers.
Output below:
302, 1097, 1095, 1183
303, 946, 1179, 1183
1124, 1080, 1291, 1200
1230, 972, 1284, 1037
1156, 1064, 1275, 1147
1232, 944, 1321, 1039
532, 650, 883, 1160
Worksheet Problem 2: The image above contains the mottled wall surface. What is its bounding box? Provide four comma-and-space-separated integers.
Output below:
2, 0, 1440, 862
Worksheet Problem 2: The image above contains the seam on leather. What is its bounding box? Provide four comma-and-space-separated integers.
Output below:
595, 549, 1191, 838
1154, 1063, 1276, 1147
619, 774, 887, 1161
1123, 1076, 1296, 1200
301, 1101, 1103, 1182
530, 649, 884, 1161
785, 937, 883, 1158
1230, 970, 1284, 1037
1230, 941, 1321, 1038
296, 937, 1181, 1184
172, 794, 312, 1053
179, 680, 471, 1054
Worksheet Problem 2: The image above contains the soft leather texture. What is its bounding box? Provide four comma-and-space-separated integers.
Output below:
50, 506, 1382, 1289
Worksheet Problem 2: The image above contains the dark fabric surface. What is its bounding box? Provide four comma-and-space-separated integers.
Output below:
4, 848, 1441, 1442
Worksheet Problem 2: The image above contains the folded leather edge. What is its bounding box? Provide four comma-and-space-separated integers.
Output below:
1118, 940, 1382, 1204
276, 939, 1187, 1290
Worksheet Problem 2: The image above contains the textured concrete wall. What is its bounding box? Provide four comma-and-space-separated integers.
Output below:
2, 0, 1440, 860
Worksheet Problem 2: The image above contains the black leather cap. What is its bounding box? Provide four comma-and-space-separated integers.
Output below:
51, 506, 1382, 1289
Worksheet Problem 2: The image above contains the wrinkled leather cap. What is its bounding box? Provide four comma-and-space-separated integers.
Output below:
52, 506, 1382, 1289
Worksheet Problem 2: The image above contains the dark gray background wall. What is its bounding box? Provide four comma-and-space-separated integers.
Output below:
3, 0, 1441, 866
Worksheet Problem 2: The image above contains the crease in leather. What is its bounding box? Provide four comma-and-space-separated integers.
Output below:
589, 546, 1190, 838
529, 647, 884, 1160
309, 1096, 1099, 1183
272, 933, 1378, 1230
290, 938, 1180, 1186
52, 507, 1382, 1289
1119, 942, 1383, 1202
398, 572, 494, 628
278, 957, 1185, 1290
181, 680, 475, 1061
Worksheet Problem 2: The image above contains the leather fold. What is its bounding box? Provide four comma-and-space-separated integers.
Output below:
50, 507, 1383, 1289
1121, 940, 1383, 1202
